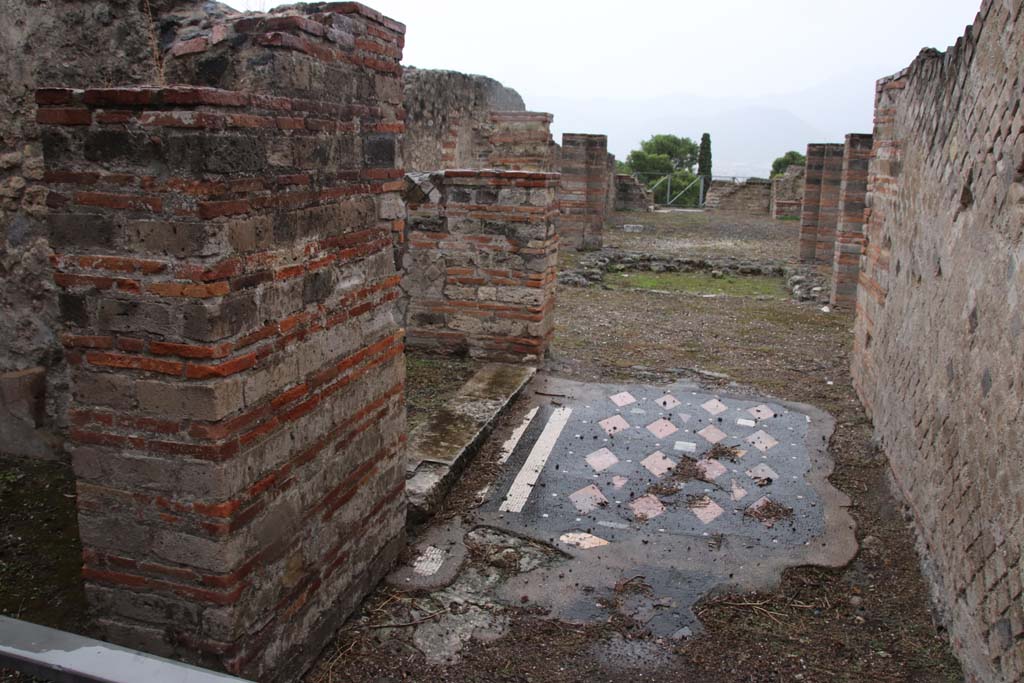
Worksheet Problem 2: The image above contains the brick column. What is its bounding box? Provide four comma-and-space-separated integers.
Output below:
815, 144, 846, 270
404, 170, 558, 361
36, 8, 408, 680
830, 133, 873, 307
557, 133, 609, 251
799, 144, 826, 261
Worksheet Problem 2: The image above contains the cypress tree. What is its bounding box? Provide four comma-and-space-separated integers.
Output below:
697, 133, 712, 186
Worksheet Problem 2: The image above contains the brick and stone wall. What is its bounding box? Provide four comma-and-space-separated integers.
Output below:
614, 174, 652, 211
557, 134, 609, 250
852, 2, 1024, 680
480, 112, 556, 171
0, 0, 165, 461
770, 164, 804, 219
34, 4, 409, 680
829, 134, 872, 308
402, 170, 558, 362
799, 143, 844, 268
704, 178, 771, 214
402, 68, 525, 172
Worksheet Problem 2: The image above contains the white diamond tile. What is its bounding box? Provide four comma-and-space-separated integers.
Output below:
696, 458, 727, 480
656, 394, 681, 410
690, 496, 724, 524
748, 404, 776, 420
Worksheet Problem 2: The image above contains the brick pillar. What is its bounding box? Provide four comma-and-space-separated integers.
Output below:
558, 133, 609, 251
799, 144, 825, 261
404, 170, 558, 361
36, 8, 408, 680
481, 112, 556, 171
830, 133, 874, 307
815, 144, 846, 270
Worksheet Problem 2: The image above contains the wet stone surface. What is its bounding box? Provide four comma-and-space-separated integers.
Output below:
470, 376, 854, 638
371, 375, 855, 666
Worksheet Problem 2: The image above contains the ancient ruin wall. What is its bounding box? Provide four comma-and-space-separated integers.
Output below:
614, 174, 652, 211
403, 170, 558, 361
852, 2, 1024, 680
799, 143, 844, 264
402, 68, 525, 171
704, 178, 771, 214
830, 134, 872, 308
557, 134, 609, 250
0, 0, 163, 461
38, 6, 408, 680
770, 164, 805, 219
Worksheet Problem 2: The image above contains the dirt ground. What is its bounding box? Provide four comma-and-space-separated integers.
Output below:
308, 210, 962, 683
0, 209, 962, 682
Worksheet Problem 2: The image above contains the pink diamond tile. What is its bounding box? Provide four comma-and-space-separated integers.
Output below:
569, 484, 608, 514
585, 447, 619, 473
696, 458, 727, 480
560, 532, 609, 549
690, 496, 724, 524
599, 414, 630, 435
609, 391, 637, 407
697, 424, 727, 444
701, 398, 728, 416
611, 475, 629, 489
746, 463, 779, 482
746, 430, 779, 452
647, 418, 678, 438
748, 404, 775, 420
746, 496, 780, 526
730, 479, 748, 501
629, 494, 665, 520
641, 450, 676, 478
656, 394, 681, 410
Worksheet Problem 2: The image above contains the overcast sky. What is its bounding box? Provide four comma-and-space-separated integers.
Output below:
230, 0, 982, 176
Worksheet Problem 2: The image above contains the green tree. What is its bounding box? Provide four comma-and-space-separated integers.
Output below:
697, 133, 712, 188
637, 134, 699, 171
771, 150, 807, 177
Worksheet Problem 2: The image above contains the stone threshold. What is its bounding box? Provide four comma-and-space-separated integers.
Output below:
405, 363, 535, 523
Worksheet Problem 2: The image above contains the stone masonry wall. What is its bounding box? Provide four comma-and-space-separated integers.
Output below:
799, 143, 844, 265
704, 178, 771, 214
402, 170, 558, 362
402, 67, 525, 172
770, 164, 805, 219
36, 5, 408, 680
852, 2, 1024, 680
830, 134, 872, 308
615, 174, 652, 211
557, 133, 609, 251
0, 0, 163, 461
478, 112, 557, 171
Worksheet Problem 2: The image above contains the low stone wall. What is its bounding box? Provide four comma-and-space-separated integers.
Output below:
852, 2, 1024, 680
557, 134, 609, 250
34, 4, 409, 680
403, 170, 558, 362
770, 164, 804, 219
704, 178, 771, 214
614, 174, 652, 211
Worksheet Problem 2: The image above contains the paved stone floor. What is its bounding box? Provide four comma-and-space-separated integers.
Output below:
387, 374, 857, 658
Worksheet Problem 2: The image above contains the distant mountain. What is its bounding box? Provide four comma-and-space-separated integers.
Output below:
527, 67, 883, 178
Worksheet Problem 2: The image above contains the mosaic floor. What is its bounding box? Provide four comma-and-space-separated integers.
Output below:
397, 375, 856, 642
